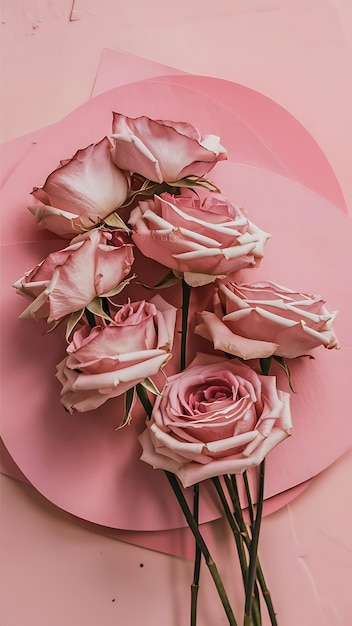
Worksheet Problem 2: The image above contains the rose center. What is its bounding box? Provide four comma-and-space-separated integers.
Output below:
188, 379, 232, 413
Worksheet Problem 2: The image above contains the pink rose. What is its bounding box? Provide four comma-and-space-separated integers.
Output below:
129, 192, 270, 287
56, 295, 177, 413
111, 113, 227, 183
13, 229, 134, 323
29, 138, 130, 237
139, 354, 291, 487
195, 281, 339, 359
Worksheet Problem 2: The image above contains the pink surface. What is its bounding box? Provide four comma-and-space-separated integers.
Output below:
1, 3, 352, 625
1, 452, 351, 626
0, 438, 310, 560
2, 1, 351, 209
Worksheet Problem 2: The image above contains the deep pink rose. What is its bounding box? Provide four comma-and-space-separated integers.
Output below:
111, 113, 227, 183
139, 354, 291, 487
195, 281, 339, 359
29, 138, 130, 236
56, 296, 177, 413
129, 192, 270, 287
13, 229, 134, 323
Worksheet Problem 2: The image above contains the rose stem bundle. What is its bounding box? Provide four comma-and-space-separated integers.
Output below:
224, 475, 277, 626
165, 471, 238, 626
243, 358, 277, 626
243, 460, 265, 626
243, 473, 263, 619
211, 477, 261, 626
191, 482, 201, 626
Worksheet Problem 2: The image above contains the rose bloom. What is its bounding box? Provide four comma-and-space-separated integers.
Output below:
13, 229, 134, 323
195, 281, 339, 359
29, 138, 130, 237
139, 354, 291, 487
129, 192, 270, 287
111, 112, 227, 183
56, 295, 177, 413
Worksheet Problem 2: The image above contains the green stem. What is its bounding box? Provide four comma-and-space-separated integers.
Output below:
254, 563, 277, 626
191, 483, 201, 626
259, 357, 272, 376
136, 383, 153, 419
212, 478, 261, 626
165, 472, 238, 626
244, 460, 265, 626
243, 473, 261, 625
180, 279, 192, 371
179, 279, 202, 626
243, 472, 254, 528
101, 297, 111, 320
211, 477, 247, 585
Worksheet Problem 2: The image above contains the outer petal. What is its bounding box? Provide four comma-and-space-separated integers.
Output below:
27, 205, 79, 238
215, 281, 339, 358
70, 353, 169, 391
111, 133, 163, 183
46, 234, 100, 321
58, 352, 170, 414
195, 311, 278, 359
31, 138, 129, 230
178, 426, 291, 488
112, 113, 227, 182
139, 429, 183, 474
274, 321, 338, 357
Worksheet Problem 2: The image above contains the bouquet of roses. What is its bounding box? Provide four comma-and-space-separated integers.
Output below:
14, 113, 339, 626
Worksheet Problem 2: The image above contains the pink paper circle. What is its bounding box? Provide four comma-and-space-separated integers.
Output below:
1, 79, 350, 531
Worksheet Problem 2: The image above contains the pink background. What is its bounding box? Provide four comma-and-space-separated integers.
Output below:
1, 1, 352, 625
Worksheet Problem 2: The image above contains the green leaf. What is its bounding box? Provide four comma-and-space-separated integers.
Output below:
103, 212, 130, 232
46, 319, 63, 334
115, 387, 136, 430
65, 309, 84, 341
120, 181, 162, 208
136, 383, 153, 419
86, 298, 114, 322
167, 176, 220, 193
273, 356, 296, 393
101, 274, 136, 298
140, 376, 164, 396
137, 270, 182, 290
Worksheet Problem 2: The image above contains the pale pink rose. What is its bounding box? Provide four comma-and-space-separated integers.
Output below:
13, 229, 134, 323
129, 192, 270, 287
139, 353, 291, 487
29, 138, 130, 237
56, 295, 177, 413
111, 113, 227, 183
195, 281, 339, 359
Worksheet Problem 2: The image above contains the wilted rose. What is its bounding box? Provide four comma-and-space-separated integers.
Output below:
129, 192, 270, 287
13, 229, 134, 323
139, 353, 291, 487
29, 138, 130, 236
111, 113, 227, 183
195, 281, 339, 359
56, 295, 177, 413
